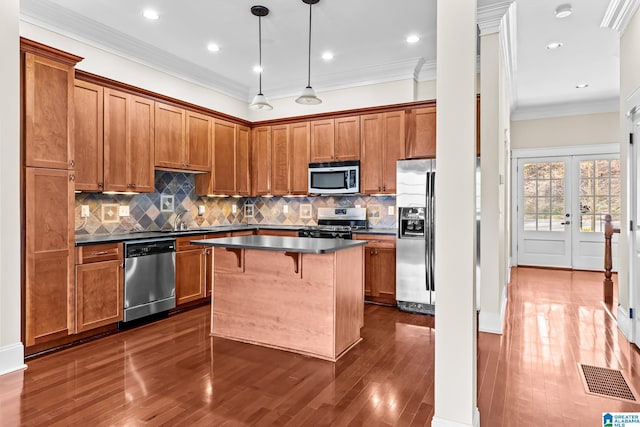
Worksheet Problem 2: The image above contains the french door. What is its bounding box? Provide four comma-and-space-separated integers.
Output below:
516, 155, 620, 270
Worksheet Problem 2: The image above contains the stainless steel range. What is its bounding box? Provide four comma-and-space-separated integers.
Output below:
298, 207, 367, 239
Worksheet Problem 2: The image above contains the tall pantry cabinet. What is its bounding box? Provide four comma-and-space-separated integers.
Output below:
21, 39, 82, 348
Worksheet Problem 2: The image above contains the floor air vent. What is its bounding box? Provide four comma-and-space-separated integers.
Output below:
578, 363, 637, 402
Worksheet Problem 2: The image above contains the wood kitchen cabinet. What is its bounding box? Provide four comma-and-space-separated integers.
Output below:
203, 230, 253, 297
195, 120, 250, 196
103, 88, 155, 192
25, 167, 75, 347
310, 116, 360, 162
155, 103, 212, 172
175, 236, 206, 305
255, 229, 299, 237
354, 234, 396, 305
74, 80, 104, 191
271, 122, 310, 196
75, 243, 123, 332
23, 52, 77, 170
405, 106, 436, 159
360, 111, 405, 194
251, 126, 272, 196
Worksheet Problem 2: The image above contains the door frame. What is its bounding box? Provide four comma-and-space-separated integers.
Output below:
511, 143, 620, 267
626, 87, 640, 346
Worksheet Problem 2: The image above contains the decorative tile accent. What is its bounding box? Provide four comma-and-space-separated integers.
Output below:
160, 195, 174, 212
101, 204, 120, 223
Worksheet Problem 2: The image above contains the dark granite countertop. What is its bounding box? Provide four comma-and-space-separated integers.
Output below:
74, 225, 392, 246
193, 235, 367, 254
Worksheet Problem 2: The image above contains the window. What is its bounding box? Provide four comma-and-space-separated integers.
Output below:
579, 159, 620, 233
522, 161, 565, 232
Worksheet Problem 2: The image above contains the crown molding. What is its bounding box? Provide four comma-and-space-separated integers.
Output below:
477, 1, 513, 35
417, 59, 437, 81
511, 97, 619, 121
500, 3, 518, 112
601, 0, 640, 33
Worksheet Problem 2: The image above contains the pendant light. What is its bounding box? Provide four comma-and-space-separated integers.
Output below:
295, 0, 322, 105
249, 5, 273, 111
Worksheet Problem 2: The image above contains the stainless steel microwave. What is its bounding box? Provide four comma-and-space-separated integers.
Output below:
308, 161, 360, 194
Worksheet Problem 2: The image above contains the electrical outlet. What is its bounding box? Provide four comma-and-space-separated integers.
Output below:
81, 205, 90, 218
232, 205, 237, 214
198, 205, 205, 216
283, 205, 289, 214
388, 206, 394, 216
355, 204, 361, 208
119, 206, 130, 217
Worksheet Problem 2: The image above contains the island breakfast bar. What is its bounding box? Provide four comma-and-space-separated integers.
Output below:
193, 235, 367, 362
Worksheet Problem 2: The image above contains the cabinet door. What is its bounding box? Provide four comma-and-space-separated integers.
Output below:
252, 126, 271, 196
74, 80, 104, 191
213, 119, 237, 194
290, 122, 310, 195
103, 88, 129, 192
236, 125, 251, 196
310, 119, 334, 162
176, 249, 206, 305
271, 124, 290, 196
25, 167, 74, 346
360, 113, 383, 194
382, 111, 405, 194
76, 260, 123, 332
185, 111, 212, 172
334, 116, 360, 160
128, 95, 155, 192
373, 247, 396, 305
154, 102, 186, 169
364, 247, 374, 298
24, 53, 75, 170
406, 107, 436, 159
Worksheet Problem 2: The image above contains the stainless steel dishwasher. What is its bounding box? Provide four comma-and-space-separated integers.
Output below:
123, 238, 176, 323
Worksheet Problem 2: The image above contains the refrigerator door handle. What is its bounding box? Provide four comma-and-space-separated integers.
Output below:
425, 169, 430, 293
430, 170, 436, 292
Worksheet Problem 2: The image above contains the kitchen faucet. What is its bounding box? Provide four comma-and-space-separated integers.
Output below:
173, 210, 188, 231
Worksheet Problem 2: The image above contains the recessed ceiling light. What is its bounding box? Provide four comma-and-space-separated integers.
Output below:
253, 65, 263, 73
576, 83, 589, 89
555, 4, 572, 18
322, 51, 334, 61
143, 9, 159, 20
207, 43, 220, 52
546, 42, 564, 50
406, 35, 420, 44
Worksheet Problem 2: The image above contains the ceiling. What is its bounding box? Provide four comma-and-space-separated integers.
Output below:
19, 0, 620, 119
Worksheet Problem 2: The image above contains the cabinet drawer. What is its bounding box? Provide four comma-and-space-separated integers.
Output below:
231, 230, 255, 237
353, 234, 395, 248
176, 235, 205, 251
255, 229, 297, 237
205, 232, 231, 240
76, 243, 122, 264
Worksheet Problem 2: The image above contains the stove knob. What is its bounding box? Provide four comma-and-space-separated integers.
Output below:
332, 232, 338, 238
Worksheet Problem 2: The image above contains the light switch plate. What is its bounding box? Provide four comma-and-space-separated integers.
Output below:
198, 205, 205, 216
232, 205, 238, 214
388, 206, 394, 215
119, 206, 130, 217
80, 205, 90, 218
283, 205, 289, 214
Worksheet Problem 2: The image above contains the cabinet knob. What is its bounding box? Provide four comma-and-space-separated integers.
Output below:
98, 182, 103, 188
131, 183, 136, 189
382, 186, 386, 192
69, 175, 75, 181
127, 184, 132, 188
69, 160, 75, 168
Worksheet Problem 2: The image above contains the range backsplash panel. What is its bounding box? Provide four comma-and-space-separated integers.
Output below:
75, 171, 396, 236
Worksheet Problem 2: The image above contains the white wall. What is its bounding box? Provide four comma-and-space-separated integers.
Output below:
0, 0, 26, 376
510, 112, 619, 149
618, 8, 640, 332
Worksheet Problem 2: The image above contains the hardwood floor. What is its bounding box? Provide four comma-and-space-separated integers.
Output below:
0, 267, 639, 426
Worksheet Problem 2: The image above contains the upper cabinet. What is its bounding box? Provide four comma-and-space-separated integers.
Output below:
104, 89, 155, 193
195, 119, 250, 196
155, 102, 211, 172
24, 52, 76, 170
251, 126, 272, 196
360, 111, 405, 194
310, 116, 360, 163
405, 106, 436, 159
74, 80, 104, 191
271, 122, 310, 196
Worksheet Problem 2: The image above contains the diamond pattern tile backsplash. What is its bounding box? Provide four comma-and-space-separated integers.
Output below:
75, 171, 396, 236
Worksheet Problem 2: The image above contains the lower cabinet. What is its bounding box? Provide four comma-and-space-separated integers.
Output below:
354, 234, 396, 305
176, 236, 207, 305
75, 243, 123, 333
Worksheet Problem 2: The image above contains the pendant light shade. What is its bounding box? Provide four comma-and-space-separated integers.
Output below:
296, 0, 322, 105
249, 5, 273, 111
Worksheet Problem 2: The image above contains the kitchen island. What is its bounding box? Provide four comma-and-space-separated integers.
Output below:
193, 235, 366, 362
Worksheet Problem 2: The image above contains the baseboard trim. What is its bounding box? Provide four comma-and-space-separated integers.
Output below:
432, 407, 480, 427
479, 291, 507, 334
0, 343, 26, 376
617, 306, 633, 342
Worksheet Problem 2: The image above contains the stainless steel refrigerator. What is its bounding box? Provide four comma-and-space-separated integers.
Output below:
396, 159, 435, 315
